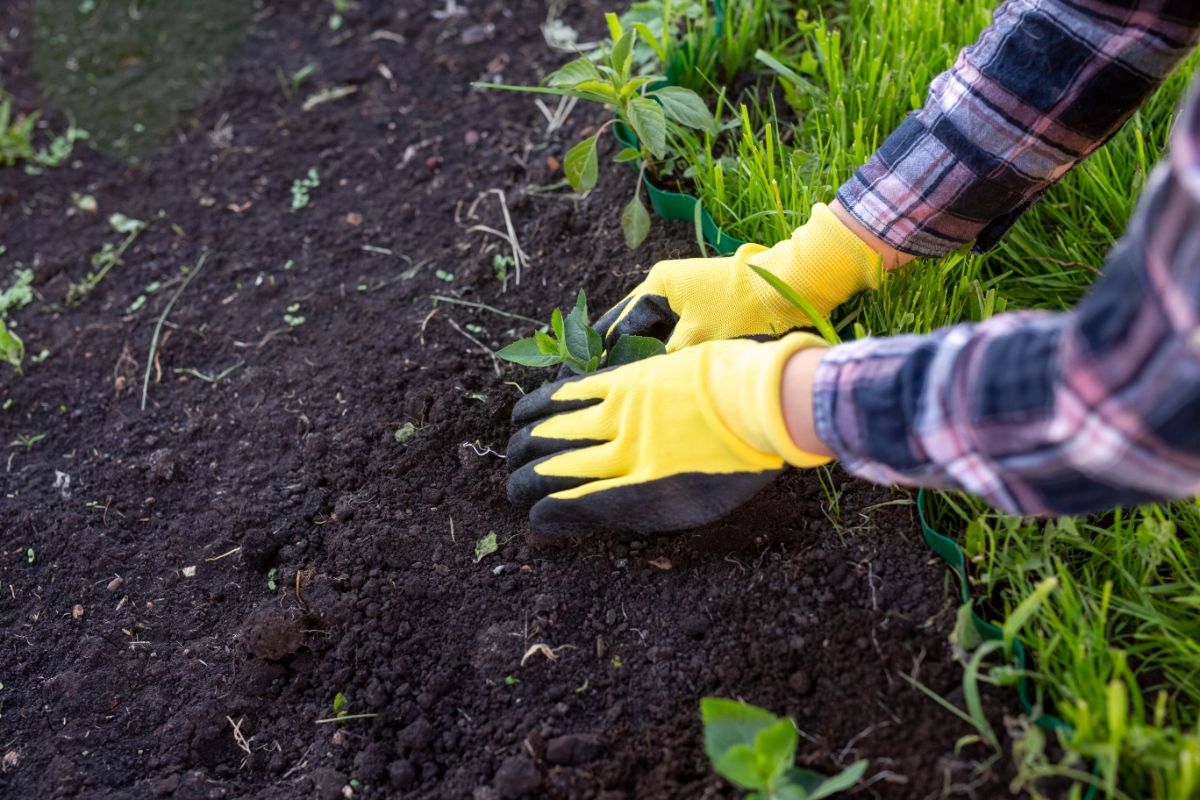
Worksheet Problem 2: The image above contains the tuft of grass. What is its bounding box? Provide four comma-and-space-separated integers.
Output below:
656, 0, 1200, 795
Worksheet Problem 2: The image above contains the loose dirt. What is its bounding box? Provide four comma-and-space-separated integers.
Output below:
0, 1, 1019, 797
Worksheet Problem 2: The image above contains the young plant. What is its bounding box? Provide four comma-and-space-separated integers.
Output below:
291, 168, 320, 210
0, 94, 88, 172
701, 698, 867, 800
0, 267, 34, 373
496, 290, 665, 374
475, 13, 715, 247
67, 213, 147, 306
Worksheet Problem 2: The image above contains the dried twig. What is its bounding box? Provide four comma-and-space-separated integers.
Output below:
142, 253, 209, 410
465, 189, 528, 287
446, 318, 501, 377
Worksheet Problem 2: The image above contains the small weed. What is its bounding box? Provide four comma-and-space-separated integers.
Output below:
492, 253, 514, 282
332, 692, 348, 719
9, 433, 46, 449
474, 532, 498, 563
266, 567, 278, 592
328, 0, 348, 30
476, 12, 715, 247
25, 548, 34, 564
503, 675, 519, 687
393, 422, 416, 443
67, 213, 147, 306
0, 93, 88, 171
498, 290, 665, 374
0, 268, 34, 373
434, 269, 454, 283
610, 655, 622, 670
276, 63, 317, 102
575, 678, 589, 693
283, 303, 306, 327
702, 698, 867, 799
290, 168, 320, 210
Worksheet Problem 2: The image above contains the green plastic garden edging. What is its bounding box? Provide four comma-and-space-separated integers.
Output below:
917, 490, 1107, 798
609, 0, 748, 256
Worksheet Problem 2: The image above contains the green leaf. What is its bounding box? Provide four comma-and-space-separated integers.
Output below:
564, 135, 599, 193
545, 57, 602, 88
534, 330, 558, 355
473, 531, 498, 563
791, 759, 869, 800
621, 193, 651, 249
713, 744, 767, 791
950, 600, 984, 651
701, 698, 781, 763
0, 319, 24, 374
753, 720, 798, 783
333, 692, 348, 713
608, 335, 665, 366
610, 29, 636, 83
613, 147, 641, 164
604, 11, 622, 41
650, 86, 716, 132
564, 290, 592, 362
632, 22, 667, 62
585, 323, 603, 363
496, 337, 562, 368
747, 263, 841, 344
627, 97, 666, 158
551, 307, 565, 342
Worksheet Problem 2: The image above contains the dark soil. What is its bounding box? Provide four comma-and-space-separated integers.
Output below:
1, 2, 1021, 798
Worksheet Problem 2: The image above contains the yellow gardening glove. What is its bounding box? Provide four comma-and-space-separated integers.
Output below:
506, 333, 832, 538
595, 203, 880, 352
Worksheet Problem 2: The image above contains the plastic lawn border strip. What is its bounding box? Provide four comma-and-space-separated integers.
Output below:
916, 489, 1070, 734
609, 0, 748, 256
918, 490, 1103, 799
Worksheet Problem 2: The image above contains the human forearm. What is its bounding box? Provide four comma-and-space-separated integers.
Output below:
791, 82, 1200, 514
836, 0, 1200, 259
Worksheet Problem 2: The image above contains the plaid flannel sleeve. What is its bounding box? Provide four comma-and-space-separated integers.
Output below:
836, 0, 1200, 258
812, 77, 1200, 517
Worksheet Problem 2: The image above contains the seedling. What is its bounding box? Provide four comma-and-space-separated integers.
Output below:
328, 0, 348, 30
0, 94, 87, 171
474, 531, 498, 563
332, 692, 348, 719
283, 303, 306, 327
497, 290, 665, 374
701, 698, 867, 799
67, 214, 147, 306
394, 422, 416, 443
276, 63, 317, 102
1, 268, 35, 373
9, 433, 46, 449
291, 168, 320, 210
0, 319, 24, 374
503, 675, 519, 686
476, 13, 715, 247
266, 567, 278, 592
25, 548, 34, 564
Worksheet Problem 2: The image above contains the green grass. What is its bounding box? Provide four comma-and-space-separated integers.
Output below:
619, 0, 1200, 796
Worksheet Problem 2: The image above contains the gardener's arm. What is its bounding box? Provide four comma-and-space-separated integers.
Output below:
837, 0, 1200, 259
783, 80, 1200, 516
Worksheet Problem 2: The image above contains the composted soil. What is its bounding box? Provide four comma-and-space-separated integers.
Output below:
1, 2, 1021, 798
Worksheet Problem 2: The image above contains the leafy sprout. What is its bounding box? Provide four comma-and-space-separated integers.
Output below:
475, 13, 715, 248
702, 698, 867, 800
496, 290, 665, 374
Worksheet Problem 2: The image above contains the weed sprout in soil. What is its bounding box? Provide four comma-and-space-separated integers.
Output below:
497, 290, 664, 374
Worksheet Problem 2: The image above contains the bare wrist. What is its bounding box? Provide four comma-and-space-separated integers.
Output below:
830, 200, 915, 271
781, 348, 834, 459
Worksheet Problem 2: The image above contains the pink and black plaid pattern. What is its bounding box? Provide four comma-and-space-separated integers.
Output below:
814, 75, 1200, 516
837, 0, 1200, 258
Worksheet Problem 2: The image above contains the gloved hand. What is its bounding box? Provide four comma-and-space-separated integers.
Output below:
507, 333, 832, 538
595, 203, 880, 352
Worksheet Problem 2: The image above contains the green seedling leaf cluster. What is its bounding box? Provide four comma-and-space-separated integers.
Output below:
0, 268, 35, 373
291, 168, 320, 210
474, 531, 498, 563
702, 698, 867, 800
497, 290, 665, 374
67, 213, 147, 306
0, 94, 88, 172
476, 11, 714, 248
